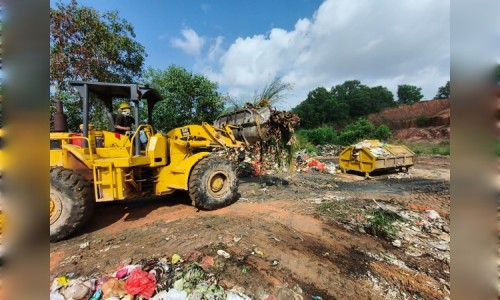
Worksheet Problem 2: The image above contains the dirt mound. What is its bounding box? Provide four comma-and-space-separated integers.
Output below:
393, 126, 450, 143
369, 99, 450, 130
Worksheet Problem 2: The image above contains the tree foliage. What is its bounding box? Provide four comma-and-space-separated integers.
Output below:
50, 0, 146, 131
50, 0, 146, 89
297, 127, 338, 145
292, 80, 395, 129
434, 81, 450, 99
296, 118, 393, 146
397, 84, 423, 104
144, 65, 224, 132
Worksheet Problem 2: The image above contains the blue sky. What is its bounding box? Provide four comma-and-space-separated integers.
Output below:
50, 0, 450, 109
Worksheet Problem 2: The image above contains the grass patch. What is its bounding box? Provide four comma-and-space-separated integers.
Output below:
366, 208, 405, 241
407, 141, 450, 156
316, 201, 357, 221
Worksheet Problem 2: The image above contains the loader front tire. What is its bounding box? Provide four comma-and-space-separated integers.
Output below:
50, 168, 95, 242
189, 157, 238, 210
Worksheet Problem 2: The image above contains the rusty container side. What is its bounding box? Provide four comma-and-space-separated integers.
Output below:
213, 107, 272, 144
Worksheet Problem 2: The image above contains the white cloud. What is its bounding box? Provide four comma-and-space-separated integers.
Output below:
171, 28, 205, 56
208, 36, 224, 62
200, 0, 450, 109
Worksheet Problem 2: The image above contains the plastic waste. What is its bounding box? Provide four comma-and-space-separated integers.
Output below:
50, 277, 66, 293
172, 253, 182, 264
90, 289, 102, 300
216, 249, 230, 258
200, 256, 214, 270
226, 290, 252, 300
49, 292, 65, 300
115, 268, 128, 279
101, 277, 130, 299
61, 279, 92, 300
125, 268, 157, 298
152, 289, 188, 300
426, 210, 441, 220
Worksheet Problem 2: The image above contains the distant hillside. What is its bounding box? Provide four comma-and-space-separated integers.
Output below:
368, 99, 450, 143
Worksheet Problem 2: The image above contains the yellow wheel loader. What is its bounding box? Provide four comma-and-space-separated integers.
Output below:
50, 81, 257, 242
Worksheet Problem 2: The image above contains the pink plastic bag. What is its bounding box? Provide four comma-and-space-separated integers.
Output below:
125, 269, 157, 298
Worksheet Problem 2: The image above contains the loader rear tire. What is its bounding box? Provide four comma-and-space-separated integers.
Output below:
188, 157, 238, 210
50, 168, 95, 242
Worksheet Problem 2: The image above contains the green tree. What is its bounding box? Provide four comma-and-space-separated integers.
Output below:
50, 0, 146, 131
397, 84, 423, 104
434, 81, 450, 99
50, 0, 146, 88
331, 80, 395, 118
144, 65, 224, 133
292, 87, 348, 129
370, 85, 397, 110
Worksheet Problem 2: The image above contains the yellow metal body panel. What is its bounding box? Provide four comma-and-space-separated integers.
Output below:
49, 122, 244, 202
154, 152, 210, 194
339, 140, 415, 176
147, 134, 167, 167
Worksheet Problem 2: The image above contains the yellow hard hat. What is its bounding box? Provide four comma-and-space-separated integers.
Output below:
119, 102, 131, 110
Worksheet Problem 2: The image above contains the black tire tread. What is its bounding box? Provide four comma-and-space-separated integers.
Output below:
50, 167, 95, 242
188, 157, 238, 210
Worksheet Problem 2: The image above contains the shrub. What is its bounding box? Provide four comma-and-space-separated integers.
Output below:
372, 124, 392, 141
337, 118, 376, 145
416, 115, 431, 127
367, 209, 405, 241
294, 133, 317, 154
297, 126, 338, 145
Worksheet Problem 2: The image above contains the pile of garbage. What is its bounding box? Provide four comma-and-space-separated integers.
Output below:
353, 140, 391, 158
326, 199, 450, 264
50, 254, 254, 300
295, 150, 336, 174
264, 109, 300, 146
214, 142, 290, 177
315, 144, 344, 156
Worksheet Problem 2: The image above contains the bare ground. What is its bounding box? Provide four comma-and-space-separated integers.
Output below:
50, 155, 450, 300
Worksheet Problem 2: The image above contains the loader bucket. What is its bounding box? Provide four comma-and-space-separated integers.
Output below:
214, 107, 272, 144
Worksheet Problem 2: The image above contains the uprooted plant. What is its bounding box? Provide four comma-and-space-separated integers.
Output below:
365, 208, 406, 241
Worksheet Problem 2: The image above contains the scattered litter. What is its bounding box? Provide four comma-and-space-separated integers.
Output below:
426, 210, 441, 220
391, 239, 402, 247
270, 259, 280, 266
89, 289, 102, 300
217, 249, 231, 259
61, 278, 93, 300
79, 241, 90, 249
200, 256, 214, 270
101, 278, 130, 299
429, 241, 449, 251
171, 254, 182, 264
125, 268, 157, 298
152, 289, 187, 300
227, 291, 252, 300
241, 267, 247, 274
50, 292, 65, 300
